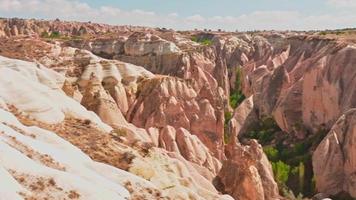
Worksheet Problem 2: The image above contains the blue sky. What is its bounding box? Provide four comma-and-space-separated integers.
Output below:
0, 0, 355, 31
85, 0, 327, 16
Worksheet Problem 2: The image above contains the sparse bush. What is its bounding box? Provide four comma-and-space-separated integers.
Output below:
41, 31, 49, 38
83, 119, 91, 125
41, 31, 61, 39
264, 146, 279, 162
272, 160, 291, 185
200, 38, 213, 46
294, 142, 307, 155
191, 36, 198, 42
50, 31, 61, 38
230, 67, 245, 108
246, 116, 280, 145
298, 162, 305, 191
282, 188, 304, 200
113, 128, 128, 137
224, 111, 233, 144
252, 118, 328, 197
191, 36, 213, 46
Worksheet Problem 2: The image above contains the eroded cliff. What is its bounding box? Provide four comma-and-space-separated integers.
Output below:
1, 18, 356, 200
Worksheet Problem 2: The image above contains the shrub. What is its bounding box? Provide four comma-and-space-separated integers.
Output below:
113, 128, 128, 137
264, 146, 279, 162
282, 188, 304, 200
246, 116, 280, 145
83, 119, 91, 125
41, 31, 61, 39
50, 31, 61, 38
224, 111, 233, 144
230, 67, 245, 108
41, 31, 49, 38
224, 111, 233, 124
294, 142, 308, 155
272, 160, 291, 185
200, 38, 213, 46
191, 36, 213, 46
298, 162, 305, 190
191, 36, 198, 42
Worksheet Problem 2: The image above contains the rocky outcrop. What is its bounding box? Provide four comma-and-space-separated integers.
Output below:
158, 126, 222, 177
3, 17, 356, 199
225, 96, 256, 152
216, 140, 279, 200
0, 55, 111, 131
301, 44, 356, 133
124, 32, 181, 56
127, 76, 225, 160
0, 108, 131, 200
0, 54, 233, 200
239, 36, 356, 137
81, 74, 127, 127
0, 18, 153, 38
313, 109, 356, 198
38, 38, 279, 200
0, 26, 281, 200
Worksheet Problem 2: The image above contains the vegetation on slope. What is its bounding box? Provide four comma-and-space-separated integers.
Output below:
224, 111, 233, 144
40, 31, 83, 40
223, 64, 331, 199
245, 117, 329, 198
230, 67, 245, 109
191, 36, 213, 46
41, 31, 61, 38
224, 67, 246, 144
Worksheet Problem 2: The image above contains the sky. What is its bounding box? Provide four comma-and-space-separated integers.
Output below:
0, 0, 355, 31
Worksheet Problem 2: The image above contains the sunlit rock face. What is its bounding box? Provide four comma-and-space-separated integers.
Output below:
1, 17, 356, 200
0, 55, 233, 200
126, 76, 225, 161
313, 109, 356, 198
216, 140, 279, 200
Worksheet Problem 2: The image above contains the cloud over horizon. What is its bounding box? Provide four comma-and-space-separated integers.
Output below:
0, 0, 355, 31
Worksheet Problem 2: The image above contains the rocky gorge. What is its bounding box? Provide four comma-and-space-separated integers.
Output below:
0, 18, 355, 200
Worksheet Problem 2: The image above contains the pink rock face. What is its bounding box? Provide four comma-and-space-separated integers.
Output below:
159, 126, 180, 153
81, 75, 127, 127
159, 126, 222, 175
0, 18, 154, 38
225, 96, 256, 156
127, 76, 225, 160
313, 109, 356, 198
6, 18, 356, 200
273, 79, 303, 137
301, 45, 356, 132
241, 36, 356, 137
103, 79, 129, 115
216, 140, 279, 200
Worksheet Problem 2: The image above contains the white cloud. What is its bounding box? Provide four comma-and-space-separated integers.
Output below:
185, 14, 205, 23
0, 0, 355, 31
168, 13, 178, 17
327, 0, 356, 8
0, 0, 22, 11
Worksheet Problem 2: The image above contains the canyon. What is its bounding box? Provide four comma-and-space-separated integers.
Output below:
0, 18, 355, 200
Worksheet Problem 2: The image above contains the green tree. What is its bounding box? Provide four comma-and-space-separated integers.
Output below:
264, 146, 279, 162
224, 111, 233, 144
272, 160, 291, 185
230, 67, 245, 108
191, 36, 213, 46
50, 31, 61, 38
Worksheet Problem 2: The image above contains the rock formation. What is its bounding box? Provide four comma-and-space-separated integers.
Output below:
313, 109, 356, 197
1, 17, 356, 200
216, 140, 279, 200
0, 54, 232, 200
